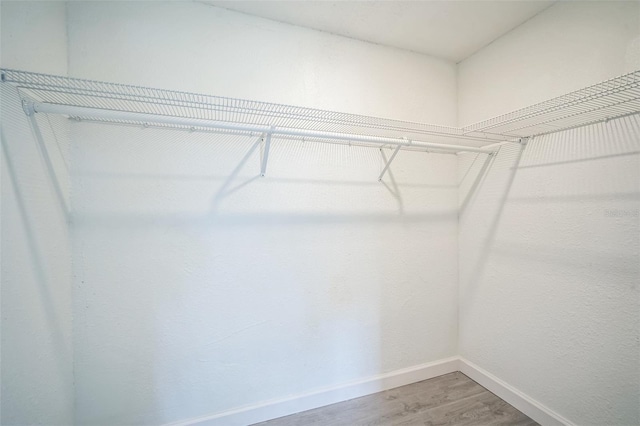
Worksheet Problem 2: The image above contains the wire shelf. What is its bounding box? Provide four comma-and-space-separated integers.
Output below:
462, 71, 640, 138
2, 68, 639, 150
0, 69, 503, 148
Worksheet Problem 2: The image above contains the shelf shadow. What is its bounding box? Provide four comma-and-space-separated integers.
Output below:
459, 151, 497, 215
379, 148, 404, 214
212, 136, 263, 210
1, 126, 72, 399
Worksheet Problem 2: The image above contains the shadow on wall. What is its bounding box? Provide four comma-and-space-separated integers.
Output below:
460, 142, 525, 285
458, 151, 497, 217
63, 119, 459, 424
379, 148, 404, 214
1, 86, 73, 424
462, 115, 640, 293
69, 123, 458, 229
458, 114, 640, 425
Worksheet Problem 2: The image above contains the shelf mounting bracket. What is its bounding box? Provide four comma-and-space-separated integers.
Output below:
260, 129, 273, 177
378, 144, 403, 182
22, 99, 36, 116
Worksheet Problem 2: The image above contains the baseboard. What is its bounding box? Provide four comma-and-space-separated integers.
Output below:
166, 356, 574, 426
165, 356, 460, 426
458, 358, 574, 426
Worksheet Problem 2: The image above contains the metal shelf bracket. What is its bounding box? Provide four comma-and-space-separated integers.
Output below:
378, 142, 404, 182
22, 99, 35, 116
260, 129, 273, 177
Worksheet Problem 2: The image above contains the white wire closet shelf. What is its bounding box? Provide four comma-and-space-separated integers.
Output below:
2, 68, 640, 156
464, 71, 640, 138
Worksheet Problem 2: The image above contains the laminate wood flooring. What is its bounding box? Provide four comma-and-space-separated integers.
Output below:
254, 372, 538, 426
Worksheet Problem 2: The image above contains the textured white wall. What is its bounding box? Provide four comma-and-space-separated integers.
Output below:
67, 1, 456, 126
0, 2, 73, 425
458, 0, 640, 125
0, 1, 68, 74
457, 2, 640, 425
66, 2, 459, 424
4, 2, 638, 425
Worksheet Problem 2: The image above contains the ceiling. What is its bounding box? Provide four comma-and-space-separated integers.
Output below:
201, 1, 556, 63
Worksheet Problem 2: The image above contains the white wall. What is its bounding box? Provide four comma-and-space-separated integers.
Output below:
4, 2, 638, 425
458, 0, 640, 125
67, 1, 456, 125
0, 2, 73, 425
65, 2, 459, 424
457, 2, 640, 425
0, 1, 68, 74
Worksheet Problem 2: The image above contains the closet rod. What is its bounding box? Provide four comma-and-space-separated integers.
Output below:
24, 101, 498, 155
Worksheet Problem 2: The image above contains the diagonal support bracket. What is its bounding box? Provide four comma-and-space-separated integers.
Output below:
260, 130, 273, 177
378, 145, 402, 181
23, 103, 69, 215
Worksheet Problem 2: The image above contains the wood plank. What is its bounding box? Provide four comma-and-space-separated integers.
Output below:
253, 372, 539, 426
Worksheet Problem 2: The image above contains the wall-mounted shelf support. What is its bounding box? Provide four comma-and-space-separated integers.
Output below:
260, 130, 272, 177
22, 99, 35, 116
379, 145, 402, 181
23, 107, 69, 214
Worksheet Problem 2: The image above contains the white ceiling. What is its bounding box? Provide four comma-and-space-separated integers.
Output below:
201, 1, 556, 63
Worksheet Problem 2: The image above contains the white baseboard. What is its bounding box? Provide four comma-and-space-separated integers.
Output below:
166, 357, 574, 426
165, 356, 460, 426
458, 358, 573, 426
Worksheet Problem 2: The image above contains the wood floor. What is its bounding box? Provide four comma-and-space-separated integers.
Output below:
254, 372, 538, 426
